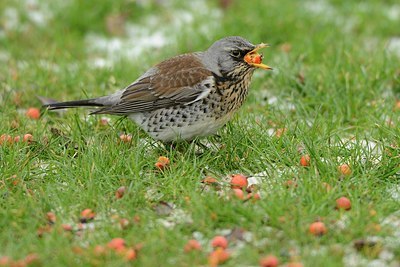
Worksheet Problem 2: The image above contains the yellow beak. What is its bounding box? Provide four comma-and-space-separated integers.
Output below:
244, 43, 272, 70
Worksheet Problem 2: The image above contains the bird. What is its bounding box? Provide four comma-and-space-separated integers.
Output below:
44, 36, 272, 143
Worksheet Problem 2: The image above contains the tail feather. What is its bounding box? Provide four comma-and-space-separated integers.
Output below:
43, 99, 104, 110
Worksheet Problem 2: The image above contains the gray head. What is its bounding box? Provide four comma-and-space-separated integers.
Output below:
202, 36, 271, 78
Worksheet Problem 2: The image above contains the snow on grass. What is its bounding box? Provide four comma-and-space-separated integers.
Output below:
85, 0, 222, 68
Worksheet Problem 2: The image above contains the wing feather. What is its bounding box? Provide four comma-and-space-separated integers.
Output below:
94, 53, 215, 115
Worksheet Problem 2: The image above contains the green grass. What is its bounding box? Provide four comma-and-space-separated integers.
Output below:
1, 0, 400, 266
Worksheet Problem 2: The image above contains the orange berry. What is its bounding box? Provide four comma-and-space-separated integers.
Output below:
275, 127, 287, 138
119, 134, 132, 143
336, 197, 351, 210
24, 253, 39, 265
46, 212, 56, 224
107, 238, 126, 251
14, 136, 21, 142
23, 134, 33, 143
309, 221, 327, 236
300, 154, 310, 167
0, 256, 10, 266
259, 255, 279, 267
80, 208, 95, 222
338, 164, 351, 175
115, 186, 126, 199
253, 55, 262, 64
124, 248, 136, 261
0, 134, 13, 145
155, 156, 170, 170
211, 235, 228, 249
184, 239, 202, 252
201, 176, 218, 184
247, 192, 261, 201
26, 107, 40, 120
61, 224, 73, 232
208, 247, 230, 267
232, 188, 245, 200
230, 174, 248, 189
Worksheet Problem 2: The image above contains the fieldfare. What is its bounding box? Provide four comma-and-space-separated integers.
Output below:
44, 36, 272, 142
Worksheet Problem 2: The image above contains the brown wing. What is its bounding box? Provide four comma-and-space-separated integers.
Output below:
94, 53, 214, 115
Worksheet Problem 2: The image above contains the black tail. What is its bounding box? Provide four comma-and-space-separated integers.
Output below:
43, 99, 104, 110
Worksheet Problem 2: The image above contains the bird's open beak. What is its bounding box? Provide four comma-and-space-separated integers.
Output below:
244, 43, 272, 70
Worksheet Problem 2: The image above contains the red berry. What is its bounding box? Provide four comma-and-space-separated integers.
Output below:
184, 239, 202, 252
300, 154, 310, 167
309, 221, 327, 236
336, 197, 351, 210
230, 174, 248, 189
115, 186, 126, 199
211, 235, 228, 249
23, 134, 33, 143
208, 247, 230, 266
107, 238, 126, 251
155, 156, 170, 170
26, 107, 40, 119
232, 189, 245, 200
259, 255, 279, 267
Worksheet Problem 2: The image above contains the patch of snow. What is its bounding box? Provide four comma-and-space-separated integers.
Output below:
386, 5, 400, 21
85, 0, 222, 68
387, 37, 400, 57
386, 184, 400, 201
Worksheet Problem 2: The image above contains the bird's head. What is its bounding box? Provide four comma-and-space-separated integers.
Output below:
203, 36, 272, 78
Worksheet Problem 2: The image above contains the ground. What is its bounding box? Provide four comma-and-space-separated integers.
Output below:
0, 0, 399, 266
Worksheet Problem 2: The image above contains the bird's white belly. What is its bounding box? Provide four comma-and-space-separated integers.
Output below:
129, 113, 231, 142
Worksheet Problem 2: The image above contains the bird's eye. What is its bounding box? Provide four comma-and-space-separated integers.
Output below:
230, 50, 241, 58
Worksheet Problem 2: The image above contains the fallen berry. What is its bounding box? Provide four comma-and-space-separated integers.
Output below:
246, 192, 261, 201
26, 107, 40, 120
201, 176, 219, 184
208, 247, 230, 267
80, 208, 95, 223
115, 186, 126, 199
107, 238, 126, 251
46, 212, 56, 224
336, 197, 351, 210
275, 128, 287, 138
61, 224, 73, 232
14, 136, 21, 143
24, 253, 39, 265
300, 154, 310, 167
124, 248, 136, 261
309, 221, 327, 236
232, 189, 245, 200
211, 235, 228, 249
338, 164, 351, 175
230, 174, 248, 189
155, 156, 170, 170
23, 134, 33, 143
259, 255, 279, 267
0, 134, 13, 145
119, 134, 132, 143
184, 239, 202, 252
0, 256, 10, 266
